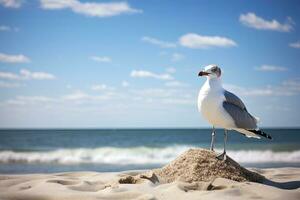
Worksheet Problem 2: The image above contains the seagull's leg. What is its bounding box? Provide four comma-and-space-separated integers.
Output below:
216, 129, 228, 161
210, 126, 216, 151
223, 129, 228, 160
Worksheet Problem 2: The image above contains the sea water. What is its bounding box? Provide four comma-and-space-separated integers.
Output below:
0, 129, 299, 173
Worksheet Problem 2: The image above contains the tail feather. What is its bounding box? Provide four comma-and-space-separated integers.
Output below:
248, 130, 272, 140
234, 129, 260, 139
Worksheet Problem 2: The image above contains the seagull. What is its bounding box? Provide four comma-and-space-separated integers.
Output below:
197, 64, 272, 160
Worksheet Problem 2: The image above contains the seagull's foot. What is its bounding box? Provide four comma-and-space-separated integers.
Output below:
210, 147, 214, 152
216, 151, 227, 161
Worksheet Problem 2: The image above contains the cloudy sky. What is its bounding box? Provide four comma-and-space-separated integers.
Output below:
0, 0, 299, 128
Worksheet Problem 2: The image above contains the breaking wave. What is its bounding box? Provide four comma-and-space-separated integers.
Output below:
0, 146, 300, 165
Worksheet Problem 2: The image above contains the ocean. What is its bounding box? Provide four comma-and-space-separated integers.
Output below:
0, 129, 299, 174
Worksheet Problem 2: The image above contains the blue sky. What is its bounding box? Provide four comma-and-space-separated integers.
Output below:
0, 0, 299, 128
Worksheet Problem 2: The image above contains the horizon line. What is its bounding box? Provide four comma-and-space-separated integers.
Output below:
0, 126, 300, 130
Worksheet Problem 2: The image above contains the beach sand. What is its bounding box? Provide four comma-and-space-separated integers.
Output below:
0, 148, 299, 200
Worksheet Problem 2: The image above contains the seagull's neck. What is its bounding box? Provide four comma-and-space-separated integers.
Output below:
205, 77, 223, 92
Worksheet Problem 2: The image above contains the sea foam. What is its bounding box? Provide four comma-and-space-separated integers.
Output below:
0, 146, 299, 165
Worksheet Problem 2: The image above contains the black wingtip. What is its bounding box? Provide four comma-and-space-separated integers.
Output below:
248, 130, 272, 140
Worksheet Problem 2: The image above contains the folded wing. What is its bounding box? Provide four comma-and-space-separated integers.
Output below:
223, 90, 257, 129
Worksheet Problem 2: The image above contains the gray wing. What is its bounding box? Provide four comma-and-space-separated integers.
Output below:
223, 90, 257, 129
224, 90, 247, 111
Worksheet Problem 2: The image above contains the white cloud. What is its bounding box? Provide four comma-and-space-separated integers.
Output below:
141, 36, 177, 48
91, 84, 114, 91
2, 95, 58, 106
1, 87, 192, 108
0, 84, 198, 128
165, 81, 188, 87
16, 95, 57, 103
0, 53, 30, 63
130, 88, 175, 98
239, 12, 293, 32
179, 33, 237, 49
0, 25, 10, 31
0, 69, 56, 80
254, 65, 287, 72
130, 88, 194, 105
1, 88, 119, 108
40, 0, 142, 17
2, 91, 114, 106
20, 69, 56, 80
166, 67, 176, 73
0, 81, 22, 88
62, 90, 114, 102
90, 56, 111, 63
224, 78, 300, 97
0, 71, 20, 80
130, 70, 174, 80
265, 104, 290, 112
0, 25, 19, 32
62, 91, 90, 101
162, 98, 194, 105
171, 53, 184, 62
40, 0, 74, 9
4, 99, 26, 105
122, 81, 129, 87
0, 0, 23, 8
289, 41, 300, 48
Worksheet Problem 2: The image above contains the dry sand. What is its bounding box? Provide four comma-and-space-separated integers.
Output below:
0, 148, 299, 200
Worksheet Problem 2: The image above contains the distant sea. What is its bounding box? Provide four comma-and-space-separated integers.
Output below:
0, 129, 299, 174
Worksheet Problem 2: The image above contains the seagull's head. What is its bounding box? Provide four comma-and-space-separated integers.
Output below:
198, 64, 221, 79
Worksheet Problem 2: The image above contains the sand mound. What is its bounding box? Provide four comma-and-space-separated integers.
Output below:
153, 148, 264, 183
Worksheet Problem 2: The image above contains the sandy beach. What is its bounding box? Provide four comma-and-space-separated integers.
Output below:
0, 149, 299, 200
1, 0, 300, 199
